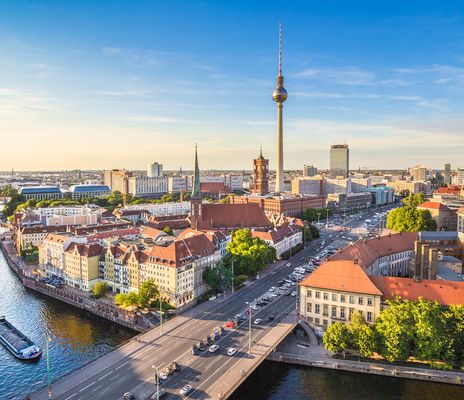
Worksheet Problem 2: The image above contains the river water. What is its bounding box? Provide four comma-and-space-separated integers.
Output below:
0, 245, 135, 400
1, 236, 463, 400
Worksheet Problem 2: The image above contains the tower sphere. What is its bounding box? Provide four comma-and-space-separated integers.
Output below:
273, 84, 287, 103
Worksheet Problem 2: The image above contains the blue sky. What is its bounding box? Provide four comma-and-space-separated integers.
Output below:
0, 1, 463, 171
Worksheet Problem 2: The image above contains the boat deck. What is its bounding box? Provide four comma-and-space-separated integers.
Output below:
0, 319, 31, 352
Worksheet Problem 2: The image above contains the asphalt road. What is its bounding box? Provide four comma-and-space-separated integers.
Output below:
34, 205, 395, 400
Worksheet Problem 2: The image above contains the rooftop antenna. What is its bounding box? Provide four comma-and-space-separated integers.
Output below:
278, 20, 283, 76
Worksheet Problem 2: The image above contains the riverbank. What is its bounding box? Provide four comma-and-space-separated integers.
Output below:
0, 239, 150, 333
268, 323, 464, 386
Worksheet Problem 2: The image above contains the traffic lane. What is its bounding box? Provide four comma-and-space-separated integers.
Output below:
51, 249, 312, 399
57, 281, 298, 399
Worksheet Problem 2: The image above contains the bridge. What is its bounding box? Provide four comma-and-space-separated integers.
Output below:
31, 256, 309, 400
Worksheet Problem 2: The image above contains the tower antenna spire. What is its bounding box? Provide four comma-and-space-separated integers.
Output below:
279, 20, 282, 76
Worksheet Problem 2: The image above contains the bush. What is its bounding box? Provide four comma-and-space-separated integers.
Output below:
92, 282, 110, 299
234, 275, 248, 287
429, 362, 453, 371
280, 243, 304, 260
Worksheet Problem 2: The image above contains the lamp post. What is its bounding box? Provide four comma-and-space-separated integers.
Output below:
325, 209, 329, 229
231, 259, 234, 294
248, 303, 252, 354
159, 298, 163, 335
152, 365, 159, 400
46, 336, 52, 400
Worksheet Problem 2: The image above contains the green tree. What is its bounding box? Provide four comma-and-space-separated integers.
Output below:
115, 292, 139, 307
308, 223, 320, 239
163, 226, 174, 236
323, 322, 350, 354
203, 262, 234, 292
0, 184, 18, 197
386, 206, 437, 232
225, 228, 276, 276
375, 298, 415, 362
92, 282, 110, 299
301, 208, 330, 223
138, 279, 160, 308
219, 195, 231, 204
402, 193, 427, 208
411, 298, 447, 361
347, 311, 375, 357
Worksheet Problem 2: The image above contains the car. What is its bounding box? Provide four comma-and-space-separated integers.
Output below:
286, 262, 292, 267
267, 315, 275, 321
225, 320, 236, 329
268, 287, 275, 292
124, 393, 136, 400
198, 341, 206, 351
251, 305, 259, 311
180, 385, 193, 396
150, 389, 166, 399
291, 291, 296, 297
205, 336, 212, 345
192, 345, 199, 355
208, 344, 220, 353
227, 347, 237, 356
285, 290, 291, 296
159, 371, 168, 380
254, 318, 263, 325
170, 361, 180, 372
270, 293, 278, 298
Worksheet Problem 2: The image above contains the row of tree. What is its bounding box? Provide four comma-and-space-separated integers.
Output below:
323, 298, 464, 365
300, 207, 331, 223
386, 193, 437, 232
113, 279, 160, 309
0, 187, 192, 219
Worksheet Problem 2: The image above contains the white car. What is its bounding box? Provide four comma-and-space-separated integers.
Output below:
254, 318, 263, 325
268, 287, 275, 292
251, 305, 259, 311
208, 344, 220, 353
286, 262, 292, 267
180, 385, 193, 396
291, 291, 296, 297
227, 347, 237, 356
159, 371, 168, 380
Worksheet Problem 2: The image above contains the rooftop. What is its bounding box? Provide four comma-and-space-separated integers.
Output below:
300, 260, 383, 296
69, 184, 110, 193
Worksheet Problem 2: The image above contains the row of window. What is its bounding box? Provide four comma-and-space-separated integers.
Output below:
307, 302, 373, 322
307, 289, 374, 306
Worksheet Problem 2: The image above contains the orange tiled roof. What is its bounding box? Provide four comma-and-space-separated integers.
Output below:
300, 260, 382, 296
371, 276, 464, 305
200, 182, 226, 192
196, 203, 272, 230
252, 222, 301, 244
329, 232, 418, 270
418, 201, 450, 210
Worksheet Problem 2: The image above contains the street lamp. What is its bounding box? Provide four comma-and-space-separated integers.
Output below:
152, 365, 160, 400
231, 259, 234, 294
45, 336, 52, 400
159, 299, 163, 335
246, 301, 252, 354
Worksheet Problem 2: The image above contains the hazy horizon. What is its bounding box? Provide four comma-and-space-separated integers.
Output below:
1, 1, 463, 171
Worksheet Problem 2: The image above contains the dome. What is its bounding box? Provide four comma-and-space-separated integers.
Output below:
273, 86, 288, 103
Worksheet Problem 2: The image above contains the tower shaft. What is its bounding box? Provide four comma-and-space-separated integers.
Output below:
276, 103, 284, 192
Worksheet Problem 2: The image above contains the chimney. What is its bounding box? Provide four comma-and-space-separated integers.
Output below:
429, 248, 438, 280
354, 258, 359, 265
413, 240, 422, 279
389, 233, 392, 238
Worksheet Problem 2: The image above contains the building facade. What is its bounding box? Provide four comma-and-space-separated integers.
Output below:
147, 162, 163, 178
69, 184, 111, 200
128, 176, 168, 198
330, 144, 349, 179
18, 186, 63, 201
252, 150, 269, 196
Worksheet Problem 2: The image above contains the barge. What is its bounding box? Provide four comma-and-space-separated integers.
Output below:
0, 316, 42, 360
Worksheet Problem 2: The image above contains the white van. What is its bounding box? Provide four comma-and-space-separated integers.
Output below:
294, 267, 306, 274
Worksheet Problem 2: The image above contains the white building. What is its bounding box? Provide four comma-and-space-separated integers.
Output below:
252, 223, 303, 259
147, 162, 163, 178
291, 178, 322, 196
351, 178, 371, 193
128, 176, 168, 198
168, 176, 193, 193
123, 201, 191, 217
69, 184, 110, 200
324, 178, 351, 195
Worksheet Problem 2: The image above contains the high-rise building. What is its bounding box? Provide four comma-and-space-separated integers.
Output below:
457, 168, 464, 185
303, 165, 317, 177
410, 165, 427, 181
252, 148, 269, 196
272, 23, 288, 193
330, 144, 349, 178
147, 162, 163, 178
103, 169, 133, 194
444, 163, 451, 185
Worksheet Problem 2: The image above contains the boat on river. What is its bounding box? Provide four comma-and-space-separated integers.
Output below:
0, 316, 42, 360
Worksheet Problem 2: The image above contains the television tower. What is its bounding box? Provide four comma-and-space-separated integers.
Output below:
272, 22, 287, 193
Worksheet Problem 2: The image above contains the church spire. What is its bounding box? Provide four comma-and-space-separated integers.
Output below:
191, 143, 201, 198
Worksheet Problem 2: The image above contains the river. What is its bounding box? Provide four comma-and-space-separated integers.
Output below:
1, 236, 463, 400
0, 244, 135, 400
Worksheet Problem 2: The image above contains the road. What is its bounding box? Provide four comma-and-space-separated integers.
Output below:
32, 205, 395, 400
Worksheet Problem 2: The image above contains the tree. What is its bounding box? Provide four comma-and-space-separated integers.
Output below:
347, 311, 375, 357
0, 184, 18, 197
301, 208, 331, 223
308, 223, 320, 239
402, 193, 427, 208
115, 292, 139, 307
375, 298, 415, 362
386, 206, 437, 232
219, 195, 231, 204
203, 262, 233, 292
323, 322, 350, 354
138, 279, 159, 308
225, 228, 276, 276
411, 298, 447, 361
92, 282, 110, 298
163, 226, 174, 236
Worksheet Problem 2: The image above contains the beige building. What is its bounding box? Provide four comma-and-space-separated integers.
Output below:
418, 201, 457, 231
458, 207, 464, 234
391, 180, 432, 195
64, 243, 102, 290
299, 260, 383, 328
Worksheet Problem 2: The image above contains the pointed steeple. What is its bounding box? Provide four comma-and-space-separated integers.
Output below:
191, 143, 201, 198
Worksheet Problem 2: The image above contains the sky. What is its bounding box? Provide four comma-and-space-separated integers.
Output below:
0, 0, 464, 171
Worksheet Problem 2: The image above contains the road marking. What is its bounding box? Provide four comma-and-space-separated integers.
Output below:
78, 381, 95, 392
97, 371, 113, 380
64, 394, 77, 400
115, 360, 129, 370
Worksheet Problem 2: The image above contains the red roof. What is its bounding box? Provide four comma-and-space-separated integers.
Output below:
196, 203, 272, 230
371, 276, 464, 305
418, 201, 450, 210
252, 223, 301, 244
300, 260, 383, 296
329, 232, 418, 270
200, 182, 226, 193
434, 186, 462, 195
